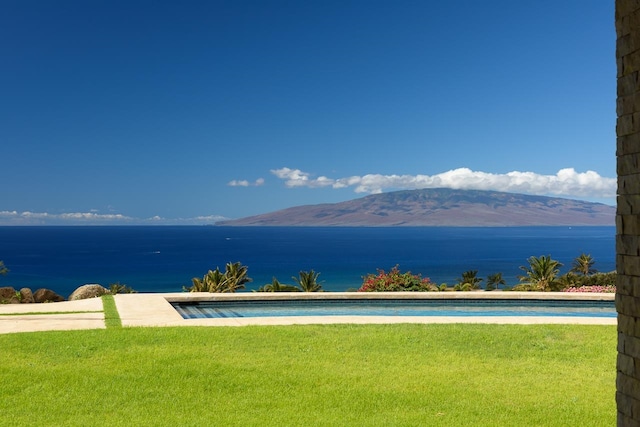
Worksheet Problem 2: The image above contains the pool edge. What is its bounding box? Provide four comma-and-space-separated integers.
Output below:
114, 292, 617, 328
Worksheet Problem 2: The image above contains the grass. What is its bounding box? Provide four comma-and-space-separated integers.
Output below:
0, 323, 615, 426
101, 294, 122, 328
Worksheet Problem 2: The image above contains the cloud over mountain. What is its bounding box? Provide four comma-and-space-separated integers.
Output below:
270, 167, 615, 199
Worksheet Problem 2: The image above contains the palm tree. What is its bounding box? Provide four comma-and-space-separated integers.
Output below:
519, 255, 563, 292
189, 267, 225, 292
485, 272, 506, 291
255, 277, 300, 292
455, 270, 483, 290
222, 261, 252, 292
293, 270, 323, 292
571, 253, 597, 276
188, 262, 252, 293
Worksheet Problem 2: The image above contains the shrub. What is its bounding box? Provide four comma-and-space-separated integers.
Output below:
255, 277, 300, 292
358, 265, 436, 292
454, 283, 475, 292
563, 285, 616, 293
554, 271, 616, 293
573, 271, 616, 287
109, 282, 137, 294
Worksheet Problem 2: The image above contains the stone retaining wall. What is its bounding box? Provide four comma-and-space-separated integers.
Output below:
617, 1, 640, 425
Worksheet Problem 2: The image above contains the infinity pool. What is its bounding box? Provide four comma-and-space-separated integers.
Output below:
172, 298, 616, 319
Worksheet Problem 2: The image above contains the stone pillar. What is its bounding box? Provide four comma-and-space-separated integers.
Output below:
617, 1, 640, 425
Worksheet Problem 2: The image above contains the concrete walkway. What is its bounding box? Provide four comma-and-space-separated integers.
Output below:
0, 298, 105, 334
0, 292, 617, 334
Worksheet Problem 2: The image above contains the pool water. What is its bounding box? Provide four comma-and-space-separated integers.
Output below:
172, 299, 616, 319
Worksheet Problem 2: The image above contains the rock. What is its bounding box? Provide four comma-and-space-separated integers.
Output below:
0, 286, 20, 304
68, 284, 109, 301
33, 288, 65, 303
19, 288, 34, 303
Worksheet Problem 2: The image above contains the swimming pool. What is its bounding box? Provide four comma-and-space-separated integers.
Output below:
172, 297, 616, 319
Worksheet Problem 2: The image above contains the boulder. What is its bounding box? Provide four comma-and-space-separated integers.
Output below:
33, 288, 65, 303
0, 286, 20, 304
19, 288, 34, 303
68, 284, 109, 301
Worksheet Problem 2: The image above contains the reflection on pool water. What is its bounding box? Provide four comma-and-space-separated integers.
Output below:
172, 298, 616, 319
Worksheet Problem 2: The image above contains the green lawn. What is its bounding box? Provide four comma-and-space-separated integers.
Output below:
0, 323, 615, 426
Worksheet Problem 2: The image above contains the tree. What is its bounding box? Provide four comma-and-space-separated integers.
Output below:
0, 261, 7, 276
293, 270, 323, 292
518, 255, 563, 292
485, 272, 506, 291
571, 253, 597, 276
454, 270, 483, 291
255, 277, 300, 292
189, 268, 225, 292
222, 261, 252, 292
187, 261, 252, 293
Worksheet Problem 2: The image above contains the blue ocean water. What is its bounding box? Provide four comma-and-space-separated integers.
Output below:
0, 226, 615, 298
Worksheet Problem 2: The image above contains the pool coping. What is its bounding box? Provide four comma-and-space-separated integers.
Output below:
0, 292, 617, 334
114, 292, 617, 327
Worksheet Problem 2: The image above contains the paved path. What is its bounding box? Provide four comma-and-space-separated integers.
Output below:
0, 292, 617, 334
0, 298, 105, 334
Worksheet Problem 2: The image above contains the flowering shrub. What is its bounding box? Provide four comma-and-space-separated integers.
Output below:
563, 285, 616, 293
358, 265, 436, 292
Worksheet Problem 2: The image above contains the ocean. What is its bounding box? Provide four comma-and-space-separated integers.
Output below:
0, 226, 615, 298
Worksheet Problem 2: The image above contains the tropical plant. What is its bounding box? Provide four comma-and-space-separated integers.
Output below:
571, 253, 597, 276
109, 282, 137, 294
191, 268, 223, 292
222, 261, 252, 292
0, 261, 8, 276
518, 255, 563, 292
578, 271, 616, 287
555, 272, 579, 291
485, 272, 506, 291
564, 285, 616, 293
187, 262, 252, 293
358, 265, 435, 292
255, 277, 300, 292
454, 270, 483, 291
293, 270, 323, 292
565, 271, 616, 289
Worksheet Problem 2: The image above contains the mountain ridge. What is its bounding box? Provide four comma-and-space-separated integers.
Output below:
216, 188, 615, 227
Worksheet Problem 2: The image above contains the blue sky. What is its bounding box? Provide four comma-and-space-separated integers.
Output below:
1, 1, 616, 225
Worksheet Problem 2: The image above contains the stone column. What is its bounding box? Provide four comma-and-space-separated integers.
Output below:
617, 1, 640, 425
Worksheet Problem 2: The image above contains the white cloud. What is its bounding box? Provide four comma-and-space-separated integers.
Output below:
269, 167, 616, 199
0, 211, 229, 226
59, 212, 129, 220
270, 167, 333, 188
0, 211, 134, 225
228, 178, 265, 187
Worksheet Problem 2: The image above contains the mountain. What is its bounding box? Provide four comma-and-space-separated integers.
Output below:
215, 188, 615, 227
